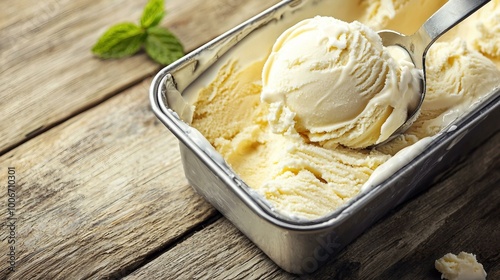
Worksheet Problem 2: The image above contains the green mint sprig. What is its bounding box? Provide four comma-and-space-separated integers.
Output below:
92, 0, 184, 65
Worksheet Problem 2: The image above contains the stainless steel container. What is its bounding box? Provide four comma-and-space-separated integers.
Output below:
150, 0, 500, 274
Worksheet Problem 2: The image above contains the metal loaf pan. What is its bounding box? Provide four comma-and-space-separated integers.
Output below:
150, 0, 500, 274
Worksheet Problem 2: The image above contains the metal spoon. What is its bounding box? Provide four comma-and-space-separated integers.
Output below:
374, 0, 490, 147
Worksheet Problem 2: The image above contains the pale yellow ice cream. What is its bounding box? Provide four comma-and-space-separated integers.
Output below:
261, 16, 421, 149
473, 0, 500, 59
360, 0, 448, 33
190, 1, 500, 220
436, 0, 500, 66
378, 38, 500, 154
360, 0, 414, 30
192, 60, 390, 219
435, 252, 487, 280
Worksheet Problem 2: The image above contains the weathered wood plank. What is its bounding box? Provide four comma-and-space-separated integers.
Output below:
125, 132, 499, 280
0, 0, 280, 152
0, 78, 219, 279
124, 218, 291, 280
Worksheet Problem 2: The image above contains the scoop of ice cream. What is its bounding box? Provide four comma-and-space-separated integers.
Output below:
261, 16, 421, 148
435, 252, 487, 280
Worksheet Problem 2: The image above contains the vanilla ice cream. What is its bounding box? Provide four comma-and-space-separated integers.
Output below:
192, 60, 390, 219
378, 38, 500, 154
359, 0, 409, 30
360, 0, 448, 33
189, 0, 500, 220
261, 16, 421, 148
439, 0, 500, 67
473, 0, 500, 59
435, 252, 487, 280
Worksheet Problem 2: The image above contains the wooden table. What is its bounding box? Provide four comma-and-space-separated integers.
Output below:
1, 0, 498, 279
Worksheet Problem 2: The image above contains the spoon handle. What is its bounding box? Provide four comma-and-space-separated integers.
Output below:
418, 0, 490, 52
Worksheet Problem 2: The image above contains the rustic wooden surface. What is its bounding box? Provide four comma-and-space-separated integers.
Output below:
0, 0, 498, 279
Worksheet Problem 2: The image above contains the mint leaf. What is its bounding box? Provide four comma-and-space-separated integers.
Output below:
91, 0, 183, 65
92, 23, 146, 59
145, 26, 184, 65
140, 0, 165, 28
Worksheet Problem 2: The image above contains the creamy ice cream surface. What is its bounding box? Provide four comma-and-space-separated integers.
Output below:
192, 60, 390, 219
261, 16, 421, 148
189, 0, 500, 220
360, 0, 448, 33
435, 252, 487, 280
473, 0, 500, 59
377, 38, 500, 155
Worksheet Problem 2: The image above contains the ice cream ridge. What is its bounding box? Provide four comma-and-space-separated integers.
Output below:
191, 0, 500, 220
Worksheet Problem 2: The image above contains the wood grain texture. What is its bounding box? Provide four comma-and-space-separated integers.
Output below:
124, 218, 290, 280
125, 132, 499, 280
0, 0, 280, 152
0, 78, 218, 279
